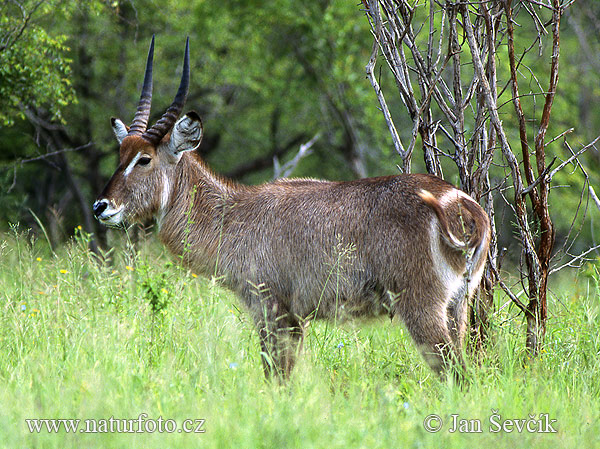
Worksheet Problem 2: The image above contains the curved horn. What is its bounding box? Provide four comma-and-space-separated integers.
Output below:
128, 35, 155, 136
143, 37, 190, 145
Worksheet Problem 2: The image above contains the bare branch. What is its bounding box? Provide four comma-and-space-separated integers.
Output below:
549, 244, 600, 275
534, 0, 563, 166
2, 142, 94, 167
546, 135, 600, 184
462, 4, 540, 275
490, 264, 530, 317
589, 186, 600, 214
365, 6, 408, 164
227, 133, 308, 179
504, 0, 540, 207
521, 157, 557, 195
544, 127, 574, 148
273, 134, 319, 179
363, 0, 578, 355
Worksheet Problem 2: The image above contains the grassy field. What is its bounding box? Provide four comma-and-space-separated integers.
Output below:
1, 225, 599, 448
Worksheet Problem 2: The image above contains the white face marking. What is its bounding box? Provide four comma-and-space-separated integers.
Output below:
100, 207, 125, 227
124, 152, 142, 177
93, 199, 124, 227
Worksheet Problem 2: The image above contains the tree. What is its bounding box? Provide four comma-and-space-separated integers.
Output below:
0, 0, 598, 302
363, 0, 598, 356
1, 0, 387, 246
0, 0, 80, 126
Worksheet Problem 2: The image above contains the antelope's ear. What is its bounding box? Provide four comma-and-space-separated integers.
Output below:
163, 111, 203, 160
111, 118, 129, 144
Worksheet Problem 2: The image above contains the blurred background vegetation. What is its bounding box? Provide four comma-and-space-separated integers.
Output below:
1, 0, 599, 264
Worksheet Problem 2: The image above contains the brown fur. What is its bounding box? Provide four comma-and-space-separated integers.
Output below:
93, 41, 490, 380
96, 143, 491, 380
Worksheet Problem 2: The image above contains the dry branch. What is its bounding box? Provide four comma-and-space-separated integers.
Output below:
364, 0, 585, 357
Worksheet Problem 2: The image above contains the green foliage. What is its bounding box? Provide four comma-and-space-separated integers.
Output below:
0, 0, 82, 125
0, 0, 599, 256
137, 263, 172, 315
1, 230, 599, 448
184, 0, 389, 179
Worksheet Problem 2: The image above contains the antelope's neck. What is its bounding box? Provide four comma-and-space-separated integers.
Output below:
156, 152, 238, 274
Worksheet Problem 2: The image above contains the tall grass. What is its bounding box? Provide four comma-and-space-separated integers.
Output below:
0, 226, 599, 448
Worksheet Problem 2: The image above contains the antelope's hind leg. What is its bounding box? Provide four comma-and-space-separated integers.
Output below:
403, 305, 466, 383
446, 284, 469, 352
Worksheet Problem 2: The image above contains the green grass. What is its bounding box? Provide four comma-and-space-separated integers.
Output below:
1, 225, 599, 448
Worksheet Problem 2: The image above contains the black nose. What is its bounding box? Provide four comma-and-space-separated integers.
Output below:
93, 200, 108, 218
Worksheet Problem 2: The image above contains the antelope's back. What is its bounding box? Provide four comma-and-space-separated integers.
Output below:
214, 173, 488, 318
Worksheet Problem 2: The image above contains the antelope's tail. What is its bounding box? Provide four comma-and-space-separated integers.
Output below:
418, 189, 490, 252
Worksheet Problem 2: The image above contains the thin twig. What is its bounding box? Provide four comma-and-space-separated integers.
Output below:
365, 7, 407, 162
8, 142, 94, 166
544, 127, 573, 147
549, 244, 600, 275
589, 185, 600, 214
490, 264, 530, 317
273, 134, 319, 179
521, 156, 556, 195
546, 135, 600, 183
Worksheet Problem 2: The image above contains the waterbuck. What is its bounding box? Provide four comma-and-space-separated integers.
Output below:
93, 37, 491, 381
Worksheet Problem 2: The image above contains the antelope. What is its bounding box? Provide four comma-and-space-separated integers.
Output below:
93, 37, 491, 381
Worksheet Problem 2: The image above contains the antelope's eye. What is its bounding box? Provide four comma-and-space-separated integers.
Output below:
137, 156, 152, 166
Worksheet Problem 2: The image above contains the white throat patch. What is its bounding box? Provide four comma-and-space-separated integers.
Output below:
157, 173, 172, 229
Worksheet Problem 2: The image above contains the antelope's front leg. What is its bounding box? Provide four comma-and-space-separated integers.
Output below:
252, 296, 304, 380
